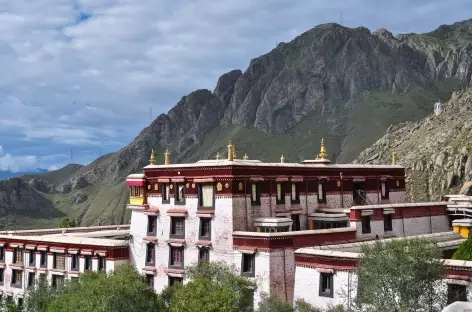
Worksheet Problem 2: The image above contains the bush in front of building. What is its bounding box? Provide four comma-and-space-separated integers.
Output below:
257, 293, 345, 312
452, 238, 472, 260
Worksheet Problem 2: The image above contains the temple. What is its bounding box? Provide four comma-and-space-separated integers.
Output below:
0, 140, 471, 308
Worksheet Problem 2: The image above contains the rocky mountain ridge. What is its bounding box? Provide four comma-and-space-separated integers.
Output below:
1, 19, 472, 228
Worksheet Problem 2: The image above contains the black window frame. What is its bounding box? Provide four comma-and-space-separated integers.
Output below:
317, 182, 327, 204
199, 218, 211, 240
71, 254, 80, 271
53, 253, 65, 270
11, 269, 22, 288
0, 247, 5, 262
251, 183, 261, 206
361, 216, 371, 234
174, 183, 186, 205
291, 214, 301, 231
28, 250, 35, 266
146, 243, 155, 266
84, 255, 92, 271
17, 297, 23, 308
276, 183, 285, 204
447, 283, 467, 304
319, 272, 334, 298
169, 246, 184, 269
198, 247, 210, 263
381, 180, 390, 199
290, 183, 300, 204
27, 272, 35, 288
147, 215, 157, 235
170, 217, 185, 238
169, 276, 183, 287
98, 256, 106, 272
384, 214, 393, 232
241, 253, 255, 277
198, 184, 215, 209
51, 274, 64, 288
162, 184, 170, 203
145, 274, 154, 288
39, 251, 47, 268
0, 268, 4, 285
13, 247, 23, 264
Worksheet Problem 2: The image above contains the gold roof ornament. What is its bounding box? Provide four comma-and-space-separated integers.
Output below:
243, 153, 249, 160
392, 149, 396, 165
216, 152, 220, 160
227, 141, 234, 161
149, 149, 157, 165
233, 145, 237, 159
280, 155, 285, 163
164, 149, 171, 165
318, 138, 328, 160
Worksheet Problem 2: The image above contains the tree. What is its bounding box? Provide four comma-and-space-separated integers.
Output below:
257, 293, 294, 312
184, 261, 256, 312
57, 217, 76, 228
452, 238, 472, 260
352, 238, 445, 312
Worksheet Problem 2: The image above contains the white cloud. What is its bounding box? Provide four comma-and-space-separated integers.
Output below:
0, 0, 470, 170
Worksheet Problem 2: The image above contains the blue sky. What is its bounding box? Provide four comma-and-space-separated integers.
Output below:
0, 0, 471, 172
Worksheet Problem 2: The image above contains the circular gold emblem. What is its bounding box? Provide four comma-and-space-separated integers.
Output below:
192, 183, 196, 189
154, 183, 158, 191
169, 184, 174, 190
147, 184, 151, 190
238, 182, 243, 191
217, 182, 223, 191
225, 183, 230, 189
186, 183, 190, 189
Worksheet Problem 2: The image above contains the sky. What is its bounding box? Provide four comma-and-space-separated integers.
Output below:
0, 0, 471, 172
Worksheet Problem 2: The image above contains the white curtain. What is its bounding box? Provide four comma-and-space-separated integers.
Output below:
178, 185, 185, 201
164, 184, 170, 200
318, 183, 323, 200
202, 185, 214, 207
381, 181, 386, 196
291, 183, 297, 200
277, 184, 282, 200
251, 184, 257, 201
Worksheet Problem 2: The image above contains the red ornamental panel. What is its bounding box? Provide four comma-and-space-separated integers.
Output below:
127, 180, 145, 187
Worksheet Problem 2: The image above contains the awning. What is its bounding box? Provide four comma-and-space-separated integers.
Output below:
127, 180, 145, 187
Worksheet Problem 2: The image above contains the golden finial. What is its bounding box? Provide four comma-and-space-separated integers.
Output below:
280, 155, 285, 163
392, 149, 396, 165
243, 153, 249, 160
318, 138, 328, 159
227, 141, 234, 161
216, 152, 220, 160
164, 149, 171, 165
149, 149, 157, 165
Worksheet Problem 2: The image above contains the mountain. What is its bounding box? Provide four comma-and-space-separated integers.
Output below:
356, 87, 472, 202
0, 169, 48, 181
1, 19, 472, 229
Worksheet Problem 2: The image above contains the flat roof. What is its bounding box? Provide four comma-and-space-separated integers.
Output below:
350, 202, 447, 210
233, 227, 355, 238
0, 234, 129, 247
144, 159, 403, 170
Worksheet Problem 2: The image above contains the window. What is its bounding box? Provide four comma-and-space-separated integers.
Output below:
317, 183, 326, 203
98, 256, 106, 272
198, 184, 214, 208
13, 248, 23, 264
53, 253, 65, 270
0, 268, 4, 285
70, 276, 79, 284
170, 217, 185, 238
130, 186, 142, 197
362, 216, 371, 234
381, 181, 389, 199
291, 214, 301, 231
147, 216, 157, 235
146, 244, 155, 265
175, 184, 185, 204
17, 297, 23, 308
169, 247, 184, 268
447, 284, 467, 304
384, 214, 393, 232
154, 183, 158, 191
198, 248, 210, 263
27, 272, 35, 288
146, 274, 154, 288
169, 276, 183, 286
276, 183, 285, 204
40, 251, 47, 267
0, 246, 4, 262
84, 255, 92, 271
28, 250, 35, 266
319, 273, 333, 298
291, 183, 300, 204
199, 218, 211, 240
52, 275, 64, 288
241, 253, 255, 277
11, 270, 22, 287
162, 184, 170, 203
251, 183, 261, 206
71, 254, 80, 271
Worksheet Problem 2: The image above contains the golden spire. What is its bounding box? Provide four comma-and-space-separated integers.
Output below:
227, 141, 234, 161
149, 149, 157, 165
164, 149, 171, 165
280, 155, 285, 163
243, 153, 249, 160
318, 138, 328, 159
392, 149, 396, 165
216, 152, 220, 160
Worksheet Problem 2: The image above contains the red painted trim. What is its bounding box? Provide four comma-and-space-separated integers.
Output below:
127, 181, 145, 186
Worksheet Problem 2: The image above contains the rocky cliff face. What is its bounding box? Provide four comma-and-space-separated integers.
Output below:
356, 88, 472, 201
2, 19, 472, 228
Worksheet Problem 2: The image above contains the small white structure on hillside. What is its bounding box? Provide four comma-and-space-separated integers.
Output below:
434, 102, 442, 116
